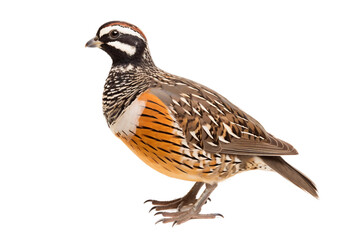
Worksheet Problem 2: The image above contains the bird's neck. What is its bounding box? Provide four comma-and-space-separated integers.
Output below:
102, 63, 157, 126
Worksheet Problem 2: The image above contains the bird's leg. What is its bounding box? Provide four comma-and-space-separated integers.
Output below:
145, 182, 204, 212
155, 183, 223, 225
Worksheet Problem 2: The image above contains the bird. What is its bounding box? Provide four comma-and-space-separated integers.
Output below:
85, 21, 318, 225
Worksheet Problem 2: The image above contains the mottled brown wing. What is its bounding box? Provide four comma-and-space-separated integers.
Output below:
149, 75, 298, 156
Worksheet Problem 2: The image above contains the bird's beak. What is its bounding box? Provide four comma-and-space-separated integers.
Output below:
85, 37, 102, 48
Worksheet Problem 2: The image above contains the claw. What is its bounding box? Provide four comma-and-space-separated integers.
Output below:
149, 206, 157, 213
154, 211, 163, 216
215, 213, 224, 218
155, 219, 164, 225
172, 221, 177, 227
144, 199, 154, 204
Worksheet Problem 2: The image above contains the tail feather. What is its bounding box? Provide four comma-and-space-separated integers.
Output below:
261, 156, 318, 198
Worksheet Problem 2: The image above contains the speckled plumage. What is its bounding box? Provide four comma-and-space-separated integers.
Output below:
86, 21, 318, 225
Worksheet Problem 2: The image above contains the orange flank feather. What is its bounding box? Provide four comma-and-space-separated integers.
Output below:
117, 91, 201, 181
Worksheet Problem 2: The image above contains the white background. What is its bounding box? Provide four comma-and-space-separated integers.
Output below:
1, 0, 359, 239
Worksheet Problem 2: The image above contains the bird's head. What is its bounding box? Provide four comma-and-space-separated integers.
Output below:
86, 21, 150, 66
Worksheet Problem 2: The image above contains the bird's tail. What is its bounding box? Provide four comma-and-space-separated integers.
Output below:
261, 156, 318, 198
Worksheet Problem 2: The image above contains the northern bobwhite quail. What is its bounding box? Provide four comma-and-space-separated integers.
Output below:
86, 21, 318, 225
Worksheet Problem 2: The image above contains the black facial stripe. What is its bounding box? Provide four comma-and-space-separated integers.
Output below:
99, 33, 147, 65
119, 34, 145, 48
100, 33, 144, 46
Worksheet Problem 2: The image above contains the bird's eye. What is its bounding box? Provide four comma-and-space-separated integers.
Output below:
109, 30, 120, 39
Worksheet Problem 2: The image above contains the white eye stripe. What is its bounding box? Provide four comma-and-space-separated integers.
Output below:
99, 25, 145, 42
107, 41, 136, 56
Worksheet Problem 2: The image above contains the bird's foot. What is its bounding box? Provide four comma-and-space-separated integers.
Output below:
145, 195, 208, 212
155, 208, 223, 226
145, 182, 220, 225
144, 182, 207, 212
